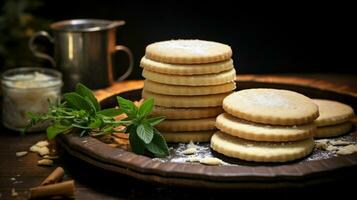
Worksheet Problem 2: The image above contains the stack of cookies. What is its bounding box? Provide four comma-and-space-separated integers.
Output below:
140, 39, 236, 142
313, 99, 354, 138
211, 88, 319, 162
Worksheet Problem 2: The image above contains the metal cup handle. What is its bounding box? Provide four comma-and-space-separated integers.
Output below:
114, 45, 134, 81
29, 31, 56, 67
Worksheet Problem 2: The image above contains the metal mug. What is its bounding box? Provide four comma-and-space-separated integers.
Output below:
29, 19, 133, 91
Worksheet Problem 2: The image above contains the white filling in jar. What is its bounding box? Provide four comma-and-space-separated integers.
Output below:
1, 68, 62, 132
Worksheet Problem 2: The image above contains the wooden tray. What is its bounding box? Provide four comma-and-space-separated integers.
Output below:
57, 76, 357, 189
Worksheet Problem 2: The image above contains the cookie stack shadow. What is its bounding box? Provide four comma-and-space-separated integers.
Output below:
140, 39, 236, 142
211, 88, 319, 162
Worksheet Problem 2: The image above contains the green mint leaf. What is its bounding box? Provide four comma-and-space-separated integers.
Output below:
138, 97, 154, 118
84, 96, 97, 113
63, 92, 95, 113
128, 125, 146, 154
89, 118, 103, 129
145, 130, 169, 157
145, 116, 166, 126
136, 123, 154, 144
47, 124, 72, 140
75, 83, 100, 111
117, 96, 137, 116
96, 108, 123, 117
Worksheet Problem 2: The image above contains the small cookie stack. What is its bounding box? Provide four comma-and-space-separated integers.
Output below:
313, 99, 354, 138
211, 88, 319, 162
141, 39, 236, 142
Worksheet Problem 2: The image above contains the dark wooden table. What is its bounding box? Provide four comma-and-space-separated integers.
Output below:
1, 74, 357, 200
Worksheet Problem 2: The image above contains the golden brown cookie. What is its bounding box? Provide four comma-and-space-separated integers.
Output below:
142, 68, 236, 86
315, 122, 353, 138
145, 39, 232, 64
215, 113, 316, 141
144, 80, 236, 96
142, 90, 231, 108
151, 106, 223, 119
210, 131, 314, 162
140, 56, 234, 75
223, 89, 319, 125
313, 99, 354, 127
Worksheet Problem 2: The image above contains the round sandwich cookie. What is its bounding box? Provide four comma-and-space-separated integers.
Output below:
151, 106, 224, 119
215, 113, 316, 142
140, 57, 234, 75
144, 80, 236, 96
155, 117, 216, 132
145, 39, 232, 64
313, 99, 354, 127
315, 122, 353, 138
210, 131, 315, 162
223, 89, 319, 125
142, 90, 231, 108
142, 68, 236, 86
161, 130, 215, 143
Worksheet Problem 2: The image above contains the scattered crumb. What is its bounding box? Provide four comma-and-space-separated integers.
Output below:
43, 155, 59, 159
337, 145, 357, 155
315, 141, 329, 150
330, 140, 353, 146
15, 151, 28, 157
186, 156, 200, 163
29, 145, 41, 153
38, 147, 50, 156
326, 145, 339, 152
11, 188, 18, 197
182, 147, 197, 155
35, 140, 49, 147
37, 159, 53, 166
199, 157, 223, 166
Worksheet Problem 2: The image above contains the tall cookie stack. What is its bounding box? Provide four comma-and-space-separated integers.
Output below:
211, 88, 319, 162
313, 99, 354, 138
140, 39, 236, 142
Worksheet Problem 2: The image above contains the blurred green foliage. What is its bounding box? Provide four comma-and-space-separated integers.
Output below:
0, 0, 51, 71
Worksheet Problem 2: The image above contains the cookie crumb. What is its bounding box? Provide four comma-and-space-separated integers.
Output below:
330, 140, 353, 146
43, 155, 59, 159
315, 141, 329, 150
182, 147, 197, 155
37, 159, 53, 166
199, 157, 223, 165
326, 145, 339, 152
15, 151, 28, 157
186, 156, 200, 163
38, 147, 50, 156
337, 145, 357, 155
35, 140, 49, 147
29, 145, 41, 153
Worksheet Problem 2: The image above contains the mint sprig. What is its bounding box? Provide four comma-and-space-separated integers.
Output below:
26, 83, 169, 157
117, 96, 169, 157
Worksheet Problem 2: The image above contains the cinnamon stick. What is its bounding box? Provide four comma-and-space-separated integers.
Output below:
29, 180, 75, 199
41, 167, 65, 186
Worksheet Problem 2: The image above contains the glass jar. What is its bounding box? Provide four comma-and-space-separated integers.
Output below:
1, 67, 63, 132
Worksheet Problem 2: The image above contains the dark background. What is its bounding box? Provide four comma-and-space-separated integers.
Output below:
3, 1, 357, 79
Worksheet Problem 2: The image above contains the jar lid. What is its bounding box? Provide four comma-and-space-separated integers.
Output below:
1, 67, 63, 89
